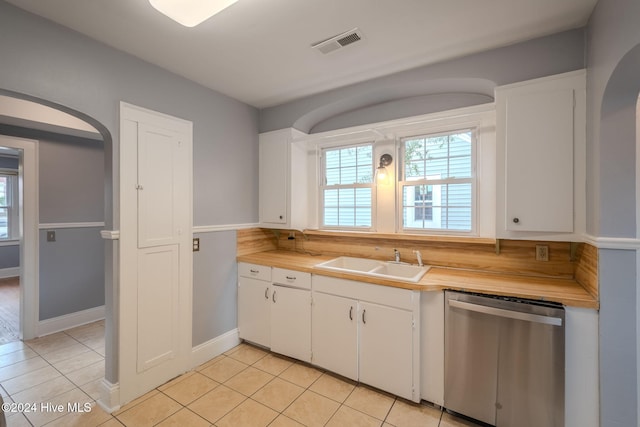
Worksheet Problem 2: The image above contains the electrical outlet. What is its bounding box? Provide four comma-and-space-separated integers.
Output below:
46, 230, 56, 242
535, 245, 549, 262
193, 237, 200, 252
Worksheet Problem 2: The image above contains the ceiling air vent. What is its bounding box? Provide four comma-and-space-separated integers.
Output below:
312, 28, 364, 55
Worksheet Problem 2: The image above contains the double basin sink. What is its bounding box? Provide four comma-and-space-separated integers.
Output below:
314, 256, 430, 283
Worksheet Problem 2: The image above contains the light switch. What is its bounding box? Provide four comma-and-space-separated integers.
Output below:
47, 230, 56, 242
193, 237, 200, 252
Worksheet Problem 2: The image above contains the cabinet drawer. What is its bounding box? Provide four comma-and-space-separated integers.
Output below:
272, 268, 311, 290
238, 262, 271, 282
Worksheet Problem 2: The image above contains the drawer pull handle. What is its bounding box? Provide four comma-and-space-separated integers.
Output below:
362, 309, 366, 324
250, 269, 259, 274
286, 276, 296, 281
349, 306, 353, 321
264, 288, 269, 299
272, 290, 277, 303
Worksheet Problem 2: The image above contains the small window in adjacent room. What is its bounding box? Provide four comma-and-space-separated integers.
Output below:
400, 129, 475, 233
321, 143, 374, 229
0, 172, 18, 240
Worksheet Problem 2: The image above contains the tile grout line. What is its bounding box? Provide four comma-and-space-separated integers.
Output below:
3, 329, 103, 425
225, 347, 406, 427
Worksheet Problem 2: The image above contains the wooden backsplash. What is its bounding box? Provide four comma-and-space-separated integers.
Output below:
237, 228, 599, 298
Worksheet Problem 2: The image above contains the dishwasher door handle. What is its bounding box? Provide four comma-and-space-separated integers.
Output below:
448, 299, 563, 326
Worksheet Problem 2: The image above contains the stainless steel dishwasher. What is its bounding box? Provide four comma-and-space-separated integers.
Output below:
444, 291, 565, 427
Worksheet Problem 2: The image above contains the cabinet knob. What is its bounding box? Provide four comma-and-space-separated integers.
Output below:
279, 215, 283, 220
513, 217, 520, 224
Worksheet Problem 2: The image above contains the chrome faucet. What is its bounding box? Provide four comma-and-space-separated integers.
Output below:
413, 250, 423, 267
394, 248, 401, 263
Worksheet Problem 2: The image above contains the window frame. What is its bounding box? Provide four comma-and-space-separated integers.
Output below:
398, 127, 477, 235
0, 169, 19, 241
319, 141, 376, 231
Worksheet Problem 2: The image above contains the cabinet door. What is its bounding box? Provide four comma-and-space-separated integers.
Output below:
259, 133, 288, 225
311, 292, 358, 380
271, 285, 311, 362
237, 278, 270, 347
359, 302, 414, 400
504, 88, 574, 232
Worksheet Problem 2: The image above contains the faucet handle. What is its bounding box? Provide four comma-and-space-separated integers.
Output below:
413, 250, 423, 267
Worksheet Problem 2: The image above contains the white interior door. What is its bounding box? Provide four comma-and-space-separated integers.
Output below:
119, 103, 192, 405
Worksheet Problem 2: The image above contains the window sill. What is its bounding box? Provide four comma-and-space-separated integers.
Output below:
303, 229, 496, 245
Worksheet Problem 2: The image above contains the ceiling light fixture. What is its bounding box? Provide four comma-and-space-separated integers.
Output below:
149, 0, 239, 27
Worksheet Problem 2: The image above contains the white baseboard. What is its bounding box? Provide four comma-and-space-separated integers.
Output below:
191, 328, 240, 369
0, 267, 19, 279
38, 305, 105, 337
97, 379, 120, 414
94, 329, 239, 412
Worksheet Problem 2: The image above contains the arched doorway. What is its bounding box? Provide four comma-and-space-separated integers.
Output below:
597, 42, 640, 426
0, 92, 110, 342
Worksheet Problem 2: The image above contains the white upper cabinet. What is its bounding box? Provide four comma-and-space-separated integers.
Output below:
495, 70, 586, 240
259, 128, 308, 230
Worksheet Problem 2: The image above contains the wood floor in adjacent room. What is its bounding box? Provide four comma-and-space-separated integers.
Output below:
0, 277, 20, 346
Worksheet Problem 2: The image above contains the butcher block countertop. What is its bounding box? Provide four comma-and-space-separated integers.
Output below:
237, 250, 598, 309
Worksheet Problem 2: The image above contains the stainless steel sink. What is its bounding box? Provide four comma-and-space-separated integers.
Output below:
314, 256, 430, 283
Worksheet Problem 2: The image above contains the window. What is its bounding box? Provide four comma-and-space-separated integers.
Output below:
400, 129, 474, 232
414, 185, 433, 221
0, 172, 18, 240
321, 143, 374, 229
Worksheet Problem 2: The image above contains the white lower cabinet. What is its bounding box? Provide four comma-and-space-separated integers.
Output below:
269, 268, 312, 362
238, 264, 420, 402
312, 275, 420, 402
311, 292, 358, 380
359, 301, 414, 400
271, 284, 312, 362
237, 263, 272, 348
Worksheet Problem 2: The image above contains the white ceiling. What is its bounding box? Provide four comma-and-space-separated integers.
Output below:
6, 0, 597, 108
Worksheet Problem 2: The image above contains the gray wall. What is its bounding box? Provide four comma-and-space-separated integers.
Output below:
39, 227, 104, 319
37, 136, 105, 321
259, 29, 585, 133
39, 138, 104, 223
0, 1, 258, 383
192, 231, 237, 347
586, 0, 640, 426
0, 245, 19, 269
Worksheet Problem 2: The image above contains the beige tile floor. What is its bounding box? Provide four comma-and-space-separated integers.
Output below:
1, 323, 482, 427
